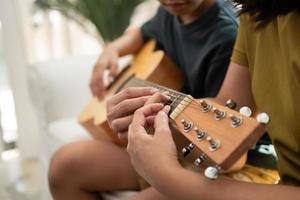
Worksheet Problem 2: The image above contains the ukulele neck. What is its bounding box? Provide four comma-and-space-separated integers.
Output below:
116, 75, 194, 117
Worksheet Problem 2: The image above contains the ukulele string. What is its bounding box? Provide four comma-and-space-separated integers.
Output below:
126, 79, 214, 131
129, 78, 204, 109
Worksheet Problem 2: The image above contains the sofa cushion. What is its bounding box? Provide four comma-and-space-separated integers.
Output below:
28, 55, 98, 123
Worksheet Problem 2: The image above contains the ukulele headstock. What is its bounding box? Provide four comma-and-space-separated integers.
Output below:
170, 98, 266, 178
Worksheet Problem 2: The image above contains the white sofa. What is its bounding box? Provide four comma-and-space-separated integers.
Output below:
28, 55, 95, 157
28, 55, 137, 200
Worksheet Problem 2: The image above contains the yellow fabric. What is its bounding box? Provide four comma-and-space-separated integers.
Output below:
226, 165, 279, 184
231, 13, 300, 186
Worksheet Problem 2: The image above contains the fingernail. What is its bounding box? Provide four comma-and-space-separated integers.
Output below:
162, 91, 171, 99
164, 105, 171, 114
150, 88, 159, 93
159, 103, 165, 108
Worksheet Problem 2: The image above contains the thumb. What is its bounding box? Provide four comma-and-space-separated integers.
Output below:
109, 59, 118, 78
154, 106, 171, 138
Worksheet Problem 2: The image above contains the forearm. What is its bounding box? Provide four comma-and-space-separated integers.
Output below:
150, 165, 300, 200
105, 28, 144, 57
215, 62, 257, 113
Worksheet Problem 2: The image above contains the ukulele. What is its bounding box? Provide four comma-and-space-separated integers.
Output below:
115, 77, 265, 179
79, 40, 264, 178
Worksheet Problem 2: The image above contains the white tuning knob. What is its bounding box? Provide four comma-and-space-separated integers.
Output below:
204, 166, 219, 180
256, 112, 270, 124
239, 106, 252, 117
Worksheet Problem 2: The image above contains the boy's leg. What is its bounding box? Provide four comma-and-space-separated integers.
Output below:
48, 140, 140, 200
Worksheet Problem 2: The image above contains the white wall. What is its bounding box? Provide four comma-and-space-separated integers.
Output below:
0, 0, 40, 159
0, 20, 2, 57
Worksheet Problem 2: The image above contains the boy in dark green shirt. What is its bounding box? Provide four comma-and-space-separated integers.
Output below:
142, 2, 237, 97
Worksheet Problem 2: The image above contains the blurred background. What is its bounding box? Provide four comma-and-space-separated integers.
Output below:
0, 0, 158, 199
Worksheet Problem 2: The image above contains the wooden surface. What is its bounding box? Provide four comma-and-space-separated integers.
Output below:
226, 165, 279, 184
173, 98, 265, 171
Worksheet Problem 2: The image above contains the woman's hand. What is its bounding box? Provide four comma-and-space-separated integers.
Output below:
90, 46, 119, 99
127, 104, 180, 183
106, 87, 170, 138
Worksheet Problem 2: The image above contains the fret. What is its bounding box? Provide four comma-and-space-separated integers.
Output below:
169, 94, 181, 113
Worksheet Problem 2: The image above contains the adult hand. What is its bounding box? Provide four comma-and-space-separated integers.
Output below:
127, 104, 180, 183
106, 87, 170, 138
90, 47, 119, 99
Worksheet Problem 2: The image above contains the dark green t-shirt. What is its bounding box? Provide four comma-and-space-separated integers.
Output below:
141, 0, 238, 98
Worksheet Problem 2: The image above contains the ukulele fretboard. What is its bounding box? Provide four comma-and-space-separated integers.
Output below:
116, 75, 193, 115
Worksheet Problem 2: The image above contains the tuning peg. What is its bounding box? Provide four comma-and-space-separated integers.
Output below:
181, 143, 195, 157
225, 99, 237, 110
206, 136, 221, 151
199, 100, 212, 112
239, 106, 252, 117
194, 127, 206, 140
213, 107, 226, 120
256, 112, 270, 124
181, 147, 190, 157
194, 154, 206, 167
229, 114, 243, 128
181, 119, 193, 132
204, 166, 220, 180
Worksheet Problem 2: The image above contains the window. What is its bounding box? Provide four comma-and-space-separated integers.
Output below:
0, 20, 18, 151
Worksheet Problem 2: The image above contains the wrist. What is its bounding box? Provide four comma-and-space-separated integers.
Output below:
148, 159, 182, 187
104, 43, 120, 55
150, 163, 190, 199
151, 165, 208, 200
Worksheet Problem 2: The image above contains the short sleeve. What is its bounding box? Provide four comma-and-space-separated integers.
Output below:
231, 15, 249, 67
141, 6, 164, 42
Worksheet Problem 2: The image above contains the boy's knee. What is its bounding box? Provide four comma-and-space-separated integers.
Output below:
48, 144, 80, 191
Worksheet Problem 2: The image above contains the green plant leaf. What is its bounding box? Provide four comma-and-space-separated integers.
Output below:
33, 0, 143, 42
